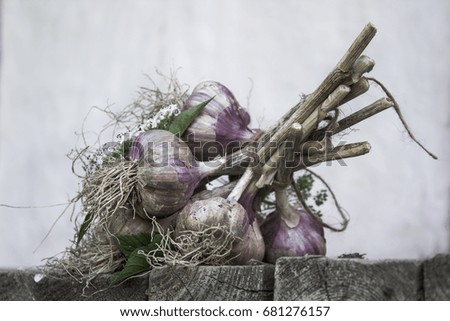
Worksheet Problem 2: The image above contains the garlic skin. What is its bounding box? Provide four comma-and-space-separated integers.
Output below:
260, 187, 326, 264
182, 81, 255, 160
232, 181, 266, 264
129, 130, 222, 219
175, 196, 265, 265
107, 207, 176, 236
231, 221, 265, 265
260, 206, 326, 264
176, 197, 245, 236
107, 208, 155, 236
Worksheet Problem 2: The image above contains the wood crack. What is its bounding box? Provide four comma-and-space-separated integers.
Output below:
18, 273, 36, 301
171, 268, 195, 300
205, 274, 272, 294
316, 259, 331, 300
416, 262, 425, 301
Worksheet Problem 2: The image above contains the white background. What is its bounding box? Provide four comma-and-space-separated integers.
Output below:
1, 301, 448, 321
0, 0, 449, 268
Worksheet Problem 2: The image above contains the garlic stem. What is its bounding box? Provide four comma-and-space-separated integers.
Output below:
348, 55, 375, 84
217, 141, 371, 177
298, 141, 324, 154
276, 123, 303, 184
313, 97, 394, 139
337, 23, 377, 72
227, 119, 298, 201
257, 84, 350, 167
198, 157, 227, 177
257, 23, 377, 159
255, 121, 303, 188
334, 97, 394, 134
220, 26, 379, 176
255, 142, 286, 188
227, 167, 254, 202
299, 85, 351, 141
275, 187, 300, 228
295, 141, 371, 170
192, 180, 237, 201
338, 77, 370, 107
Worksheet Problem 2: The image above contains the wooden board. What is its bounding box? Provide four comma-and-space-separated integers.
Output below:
1, 254, 448, 301
274, 256, 423, 300
147, 264, 274, 301
0, 269, 148, 301
423, 253, 450, 300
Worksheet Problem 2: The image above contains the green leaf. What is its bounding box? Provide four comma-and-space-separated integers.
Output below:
108, 139, 132, 161
296, 173, 314, 200
111, 233, 164, 285
314, 189, 328, 206
168, 97, 214, 136
116, 232, 153, 259
76, 212, 94, 246
110, 246, 151, 285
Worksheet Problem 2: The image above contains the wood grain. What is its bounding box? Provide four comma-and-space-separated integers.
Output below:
423, 253, 450, 300
147, 265, 274, 301
0, 269, 149, 301
274, 257, 423, 300
2, 254, 448, 300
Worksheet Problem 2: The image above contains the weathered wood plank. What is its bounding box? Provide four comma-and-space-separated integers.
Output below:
2, 254, 448, 301
423, 253, 450, 300
147, 265, 274, 301
274, 257, 422, 300
0, 270, 35, 300
0, 269, 148, 301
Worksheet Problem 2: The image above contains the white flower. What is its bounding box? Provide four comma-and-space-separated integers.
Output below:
87, 103, 183, 175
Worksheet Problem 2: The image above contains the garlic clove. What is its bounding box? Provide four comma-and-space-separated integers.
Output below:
182, 81, 256, 160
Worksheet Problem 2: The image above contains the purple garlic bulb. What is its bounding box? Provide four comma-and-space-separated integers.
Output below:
260, 188, 326, 264
129, 130, 224, 219
182, 81, 256, 160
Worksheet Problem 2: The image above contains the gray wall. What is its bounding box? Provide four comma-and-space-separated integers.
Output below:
0, 0, 449, 267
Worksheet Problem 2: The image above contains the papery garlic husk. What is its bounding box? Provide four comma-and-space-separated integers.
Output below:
182, 81, 256, 161
260, 189, 326, 264
107, 207, 177, 237
175, 195, 265, 265
129, 130, 224, 219
233, 182, 266, 264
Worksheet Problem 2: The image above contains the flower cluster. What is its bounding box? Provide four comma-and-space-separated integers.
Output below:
84, 104, 181, 176
117, 103, 181, 143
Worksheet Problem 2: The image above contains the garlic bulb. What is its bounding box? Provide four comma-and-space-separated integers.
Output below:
106, 208, 155, 236
182, 81, 256, 160
129, 130, 225, 219
176, 197, 245, 237
260, 187, 326, 263
107, 207, 176, 236
174, 180, 265, 265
